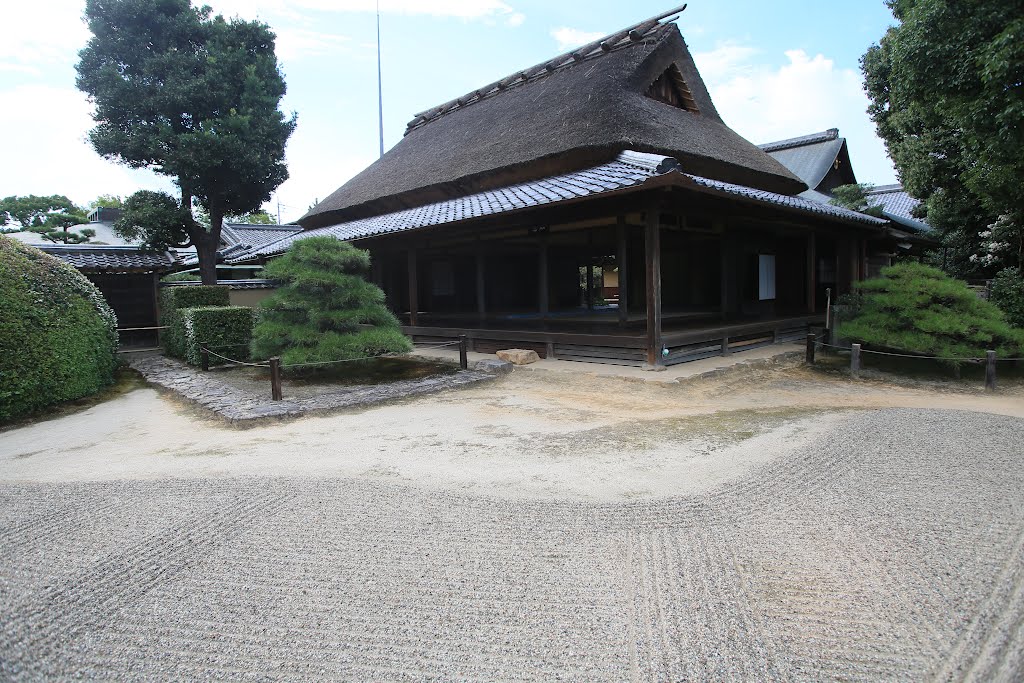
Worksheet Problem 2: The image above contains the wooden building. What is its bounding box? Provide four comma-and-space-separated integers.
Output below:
232, 6, 897, 368
38, 245, 179, 347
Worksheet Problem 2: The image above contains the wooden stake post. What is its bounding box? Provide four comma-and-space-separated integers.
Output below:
805, 333, 816, 365
985, 350, 997, 392
270, 357, 283, 401
459, 335, 468, 370
851, 343, 861, 377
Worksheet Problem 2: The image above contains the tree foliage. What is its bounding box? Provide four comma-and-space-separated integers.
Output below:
837, 262, 1024, 364
828, 183, 885, 218
251, 238, 412, 366
76, 0, 296, 283
0, 194, 94, 243
990, 267, 1024, 329
227, 210, 276, 224
862, 0, 1024, 278
90, 194, 123, 209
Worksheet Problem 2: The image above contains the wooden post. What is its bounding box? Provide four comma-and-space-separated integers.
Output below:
851, 343, 861, 377
586, 264, 595, 310
616, 216, 628, 324
407, 248, 418, 327
538, 236, 549, 318
720, 234, 730, 321
371, 251, 384, 287
644, 204, 664, 369
985, 350, 997, 392
806, 232, 817, 313
201, 347, 210, 372
270, 357, 283, 401
806, 333, 816, 365
458, 335, 468, 370
475, 248, 486, 322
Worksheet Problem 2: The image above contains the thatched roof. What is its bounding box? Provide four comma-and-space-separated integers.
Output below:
301, 8, 805, 229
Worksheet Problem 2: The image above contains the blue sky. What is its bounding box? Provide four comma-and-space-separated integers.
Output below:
1, 1, 898, 223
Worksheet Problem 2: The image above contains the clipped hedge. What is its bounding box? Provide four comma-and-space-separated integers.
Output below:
0, 236, 118, 421
159, 285, 230, 358
182, 306, 255, 366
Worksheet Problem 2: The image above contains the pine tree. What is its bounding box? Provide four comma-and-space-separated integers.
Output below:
251, 237, 411, 365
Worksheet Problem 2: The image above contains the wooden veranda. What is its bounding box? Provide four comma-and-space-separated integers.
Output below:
360, 184, 865, 368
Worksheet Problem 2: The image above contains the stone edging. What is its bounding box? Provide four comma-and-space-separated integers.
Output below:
128, 355, 499, 423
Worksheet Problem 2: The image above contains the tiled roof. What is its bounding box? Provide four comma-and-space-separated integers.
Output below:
866, 184, 931, 233
231, 150, 885, 263
758, 129, 852, 195
39, 245, 180, 273
163, 278, 277, 290
758, 129, 839, 153
221, 223, 303, 250
681, 173, 887, 226
179, 222, 303, 265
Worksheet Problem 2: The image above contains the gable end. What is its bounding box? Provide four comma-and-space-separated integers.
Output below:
645, 64, 699, 113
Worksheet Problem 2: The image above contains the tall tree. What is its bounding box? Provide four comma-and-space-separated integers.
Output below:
862, 0, 1024, 278
0, 195, 94, 243
76, 0, 296, 284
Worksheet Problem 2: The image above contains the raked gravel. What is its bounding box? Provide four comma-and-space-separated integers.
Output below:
1, 408, 1023, 681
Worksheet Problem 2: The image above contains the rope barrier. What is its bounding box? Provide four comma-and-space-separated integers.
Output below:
203, 347, 270, 368
817, 341, 1023, 363
200, 337, 469, 372
817, 342, 981, 362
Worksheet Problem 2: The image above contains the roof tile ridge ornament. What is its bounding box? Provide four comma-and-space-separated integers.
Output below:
758, 128, 841, 153
617, 150, 683, 175
404, 4, 688, 135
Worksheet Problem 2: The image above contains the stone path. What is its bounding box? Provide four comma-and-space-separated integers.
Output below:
1, 408, 1022, 680
128, 355, 500, 422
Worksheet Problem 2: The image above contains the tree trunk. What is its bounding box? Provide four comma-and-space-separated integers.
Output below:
196, 234, 219, 285
194, 204, 224, 286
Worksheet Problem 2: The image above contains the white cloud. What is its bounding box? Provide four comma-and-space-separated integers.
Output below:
695, 46, 897, 184
691, 41, 758, 83
274, 27, 351, 61
0, 1, 90, 72
214, 0, 523, 23
0, 85, 173, 206
550, 27, 605, 52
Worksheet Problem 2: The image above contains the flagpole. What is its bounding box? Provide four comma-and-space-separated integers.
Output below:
376, 0, 384, 159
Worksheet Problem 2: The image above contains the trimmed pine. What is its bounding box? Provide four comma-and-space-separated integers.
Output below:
251, 237, 411, 366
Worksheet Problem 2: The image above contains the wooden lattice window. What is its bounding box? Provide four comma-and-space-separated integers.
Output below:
646, 64, 699, 113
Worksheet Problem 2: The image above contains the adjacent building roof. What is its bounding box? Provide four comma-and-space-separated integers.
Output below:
38, 245, 180, 273
866, 184, 931, 233
758, 128, 856, 202
179, 222, 302, 266
234, 150, 885, 264
301, 7, 805, 229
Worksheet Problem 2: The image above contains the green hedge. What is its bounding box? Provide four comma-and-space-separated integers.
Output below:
159, 285, 230, 358
0, 236, 118, 421
991, 267, 1024, 328
181, 306, 255, 366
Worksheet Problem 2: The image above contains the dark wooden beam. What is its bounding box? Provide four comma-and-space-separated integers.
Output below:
538, 234, 549, 318
616, 215, 628, 325
719, 224, 730, 320
475, 246, 486, 321
806, 231, 816, 313
407, 248, 419, 327
645, 204, 663, 368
